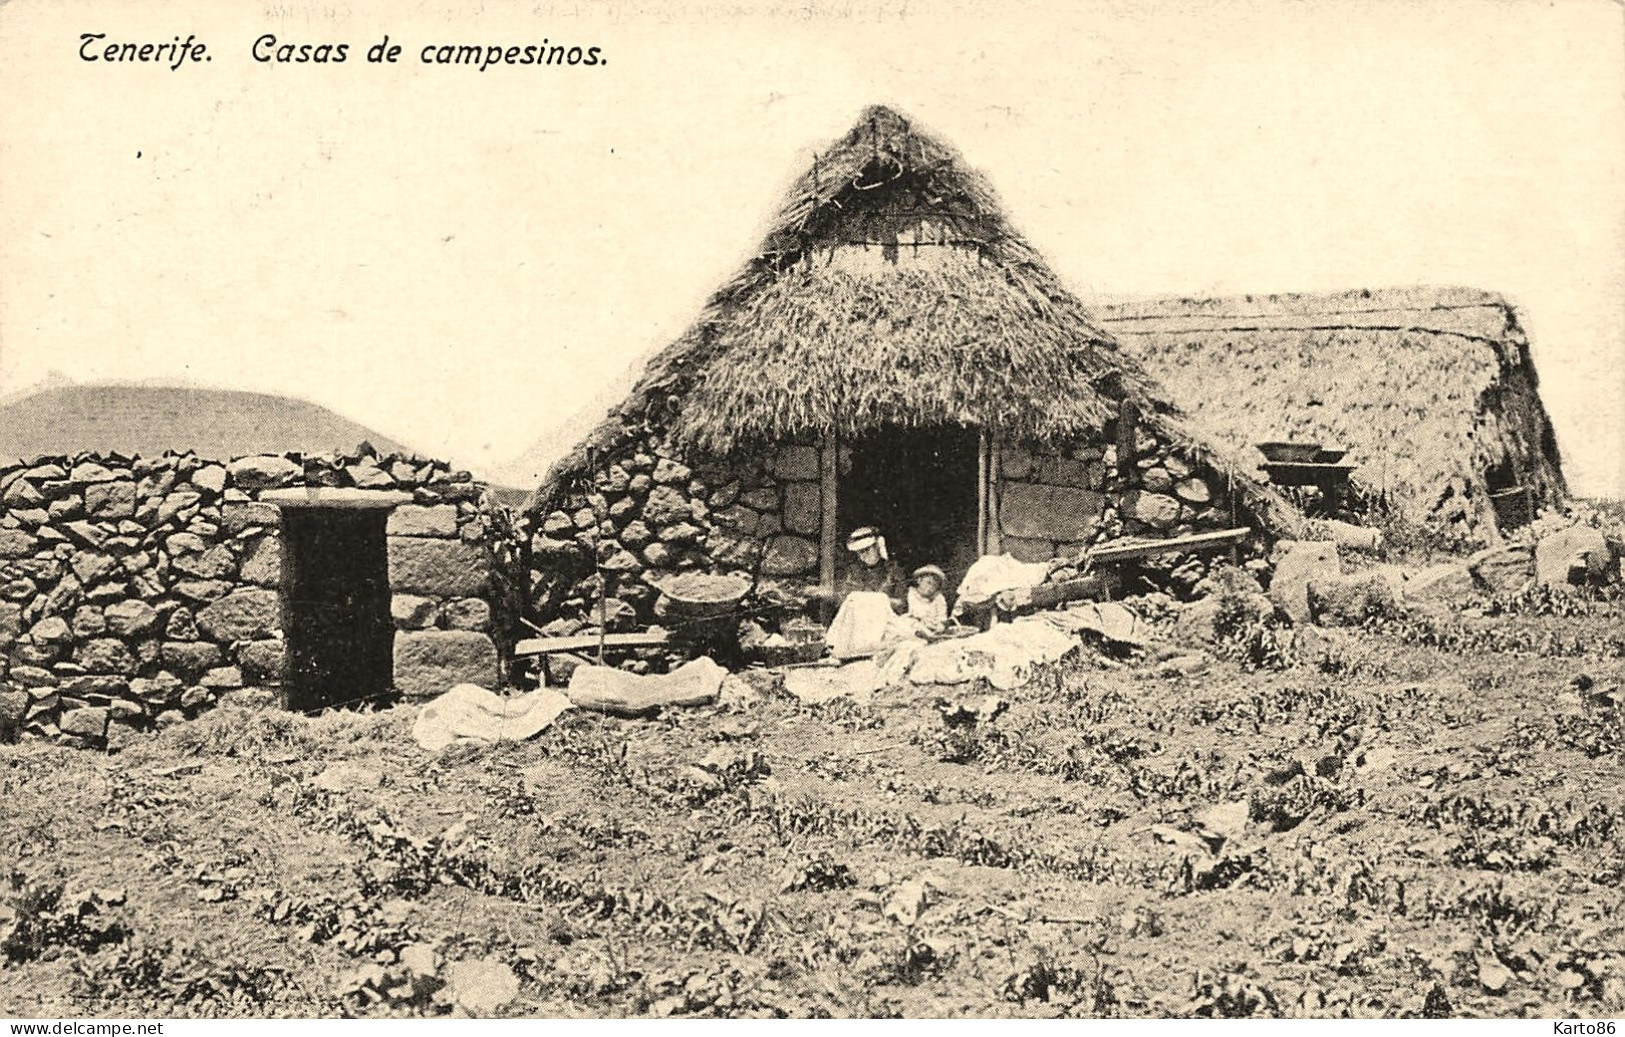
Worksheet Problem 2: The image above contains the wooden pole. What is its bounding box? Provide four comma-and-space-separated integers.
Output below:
977, 429, 989, 555
820, 431, 839, 592
981, 429, 994, 555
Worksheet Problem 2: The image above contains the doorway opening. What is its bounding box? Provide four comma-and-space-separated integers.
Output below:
839, 424, 982, 601
279, 507, 395, 712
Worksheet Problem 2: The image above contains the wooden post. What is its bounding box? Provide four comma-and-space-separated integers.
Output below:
981, 429, 994, 559
1116, 400, 1139, 480
977, 430, 990, 555
820, 431, 839, 592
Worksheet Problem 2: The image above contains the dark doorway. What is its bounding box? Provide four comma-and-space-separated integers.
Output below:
280, 508, 394, 712
840, 424, 982, 598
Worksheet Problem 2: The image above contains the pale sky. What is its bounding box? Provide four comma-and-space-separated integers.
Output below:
2, 0, 1622, 496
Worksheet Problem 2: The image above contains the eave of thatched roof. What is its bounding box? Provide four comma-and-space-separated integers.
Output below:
1096, 286, 1566, 532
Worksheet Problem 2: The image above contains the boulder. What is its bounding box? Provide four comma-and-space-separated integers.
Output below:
0, 530, 39, 559
770, 445, 820, 481
391, 594, 441, 630
1467, 544, 1534, 594
59, 706, 109, 740
761, 535, 818, 576
652, 458, 692, 485
218, 501, 280, 534
1173, 592, 1275, 643
200, 666, 244, 690
619, 521, 654, 549
0, 601, 22, 648
237, 639, 285, 681
1535, 525, 1614, 588
191, 465, 227, 494
1403, 562, 1476, 602
196, 588, 281, 642
387, 538, 489, 597
28, 616, 72, 645
1269, 540, 1341, 624
83, 481, 136, 519
1035, 454, 1093, 488
1122, 491, 1182, 531
161, 641, 225, 676
68, 462, 118, 485
239, 537, 282, 586
172, 579, 234, 603
76, 638, 137, 676
0, 688, 29, 729
3, 479, 44, 507
441, 597, 491, 632
171, 545, 236, 580
1000, 482, 1106, 541
227, 455, 301, 490
641, 486, 691, 527
392, 630, 499, 700
1140, 467, 1173, 494
739, 487, 780, 511
1306, 572, 1403, 627
782, 481, 821, 535
1174, 477, 1213, 505
387, 504, 459, 538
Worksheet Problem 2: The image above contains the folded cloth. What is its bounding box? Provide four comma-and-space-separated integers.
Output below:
414, 683, 574, 752
954, 554, 1050, 613
566, 655, 726, 717
828, 591, 917, 660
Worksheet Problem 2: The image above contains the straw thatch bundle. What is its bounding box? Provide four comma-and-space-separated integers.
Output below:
1097, 287, 1566, 538
531, 105, 1294, 532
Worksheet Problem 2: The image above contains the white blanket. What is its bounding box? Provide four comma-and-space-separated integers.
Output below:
413, 683, 575, 752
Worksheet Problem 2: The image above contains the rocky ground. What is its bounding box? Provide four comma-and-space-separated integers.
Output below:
2, 589, 1623, 1019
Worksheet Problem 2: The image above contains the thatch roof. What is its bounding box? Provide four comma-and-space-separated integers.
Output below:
1096, 286, 1567, 532
531, 105, 1300, 533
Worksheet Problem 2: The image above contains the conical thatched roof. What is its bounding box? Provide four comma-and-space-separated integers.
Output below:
630, 104, 1161, 454
531, 105, 1300, 534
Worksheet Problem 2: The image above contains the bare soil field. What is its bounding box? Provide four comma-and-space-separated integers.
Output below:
3, 596, 1624, 1019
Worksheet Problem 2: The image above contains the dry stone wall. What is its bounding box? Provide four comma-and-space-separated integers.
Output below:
0, 448, 519, 748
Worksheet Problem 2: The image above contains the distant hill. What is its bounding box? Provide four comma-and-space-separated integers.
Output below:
0, 384, 416, 462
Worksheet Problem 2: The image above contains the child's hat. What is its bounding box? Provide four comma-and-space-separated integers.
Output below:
911, 564, 946, 583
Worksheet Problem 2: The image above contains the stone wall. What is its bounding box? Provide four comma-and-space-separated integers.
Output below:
997, 430, 1235, 562
526, 420, 1250, 640
0, 448, 519, 748
528, 432, 828, 655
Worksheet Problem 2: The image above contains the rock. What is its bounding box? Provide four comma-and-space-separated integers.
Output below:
441, 598, 491, 632
173, 579, 233, 603
387, 504, 459, 538
154, 709, 185, 730
227, 455, 302, 490
190, 465, 227, 494
652, 458, 692, 485
999, 482, 1106, 541
219, 501, 280, 534
83, 481, 136, 519
619, 521, 653, 549
200, 666, 244, 689
1304, 518, 1382, 553
707, 481, 741, 509
76, 638, 137, 675
1000, 445, 1033, 478
0, 601, 20, 647
446, 958, 519, 1016
107, 698, 146, 722
1535, 525, 1614, 588
1173, 592, 1275, 643
3, 479, 44, 507
770, 445, 820, 481
69, 551, 118, 586
1174, 477, 1213, 505
1467, 544, 1534, 595
0, 530, 39, 559
237, 640, 285, 681
391, 594, 441, 630
103, 599, 160, 637
1306, 572, 1403, 627
59, 706, 109, 740
1122, 491, 1182, 531
12, 665, 59, 688
392, 631, 499, 700
739, 487, 779, 511
196, 588, 281, 642
239, 537, 281, 586
0, 688, 29, 728
68, 462, 118, 485
1269, 541, 1342, 624
641, 485, 691, 527
656, 521, 701, 545
541, 511, 573, 536
761, 535, 818, 576
1140, 467, 1173, 493
1404, 562, 1476, 602
641, 542, 676, 568
155, 490, 202, 525
28, 616, 72, 645
346, 463, 394, 489
172, 545, 236, 580
388, 538, 489, 597
161, 641, 225, 676
782, 481, 821, 535
180, 686, 215, 710
165, 607, 200, 641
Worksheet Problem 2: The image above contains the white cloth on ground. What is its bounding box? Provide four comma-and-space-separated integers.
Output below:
827, 591, 918, 660
413, 683, 574, 752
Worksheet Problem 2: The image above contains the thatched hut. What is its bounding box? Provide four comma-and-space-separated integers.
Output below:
524, 105, 1300, 630
1095, 287, 1566, 541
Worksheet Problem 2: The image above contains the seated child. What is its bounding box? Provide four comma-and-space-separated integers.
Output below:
906, 565, 949, 635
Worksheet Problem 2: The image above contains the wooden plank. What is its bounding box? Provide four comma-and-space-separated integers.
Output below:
820, 431, 839, 591
1086, 526, 1251, 564
514, 631, 670, 657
